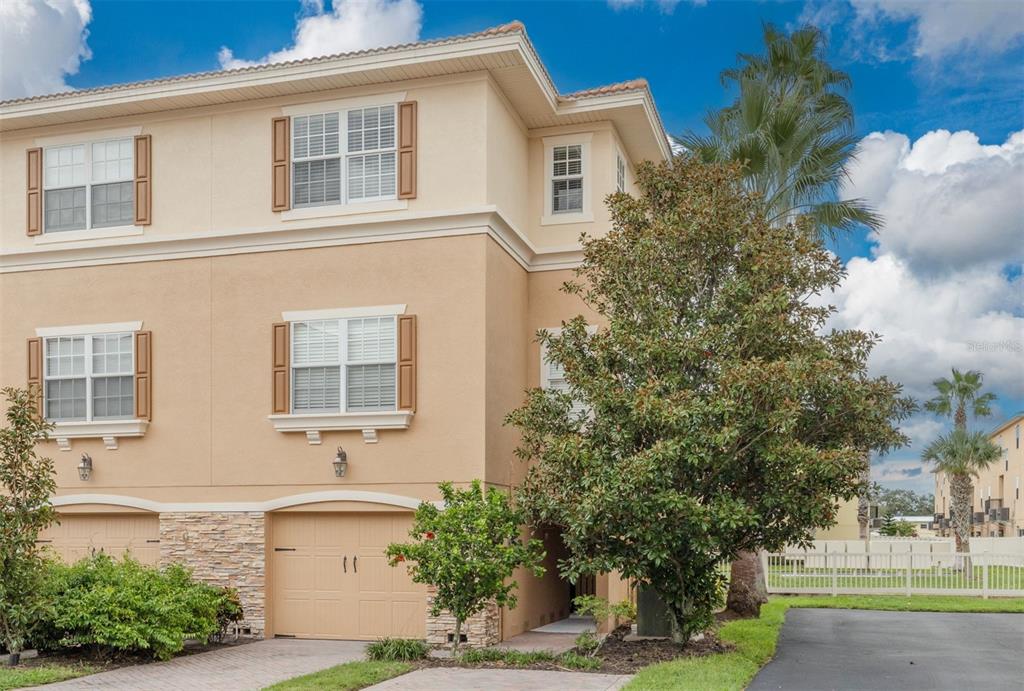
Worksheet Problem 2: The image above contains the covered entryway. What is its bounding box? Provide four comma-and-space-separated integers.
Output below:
37, 513, 160, 565
270, 512, 427, 640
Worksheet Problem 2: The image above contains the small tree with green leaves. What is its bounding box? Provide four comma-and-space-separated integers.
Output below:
0, 387, 56, 658
386, 481, 544, 652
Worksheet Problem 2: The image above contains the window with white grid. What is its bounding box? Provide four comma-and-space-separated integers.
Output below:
43, 333, 134, 421
43, 139, 134, 233
552, 144, 584, 214
616, 153, 626, 193
290, 105, 397, 209
290, 316, 397, 412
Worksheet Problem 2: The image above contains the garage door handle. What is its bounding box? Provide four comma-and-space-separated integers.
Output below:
343, 555, 347, 573
353, 555, 357, 573
146, 539, 161, 543
274, 548, 296, 552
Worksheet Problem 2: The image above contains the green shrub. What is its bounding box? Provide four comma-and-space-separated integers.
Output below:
560, 651, 602, 671
45, 554, 229, 660
573, 595, 636, 624
365, 637, 429, 662
574, 630, 600, 656
213, 588, 244, 641
458, 648, 556, 665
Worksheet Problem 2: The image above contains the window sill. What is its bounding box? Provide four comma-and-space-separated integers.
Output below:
280, 199, 409, 222
50, 419, 148, 451
268, 410, 412, 444
35, 225, 144, 245
540, 212, 593, 227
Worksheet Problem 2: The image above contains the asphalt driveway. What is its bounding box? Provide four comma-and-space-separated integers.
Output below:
749, 608, 1024, 691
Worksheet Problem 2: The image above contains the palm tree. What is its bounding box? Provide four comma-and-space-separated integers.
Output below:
923, 429, 1002, 553
924, 369, 997, 431
677, 24, 880, 238
698, 24, 880, 618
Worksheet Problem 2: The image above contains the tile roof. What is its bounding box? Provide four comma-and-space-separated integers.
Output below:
0, 21, 531, 107
561, 79, 650, 100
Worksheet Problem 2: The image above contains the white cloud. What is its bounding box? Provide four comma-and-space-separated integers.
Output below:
825, 254, 1023, 401
853, 0, 1024, 59
844, 129, 1024, 273
218, 0, 422, 69
0, 0, 92, 100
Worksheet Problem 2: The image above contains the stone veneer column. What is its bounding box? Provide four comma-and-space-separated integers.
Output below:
425, 591, 500, 648
159, 512, 266, 637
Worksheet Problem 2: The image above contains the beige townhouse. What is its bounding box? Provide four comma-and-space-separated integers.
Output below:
934, 412, 1024, 538
0, 22, 666, 646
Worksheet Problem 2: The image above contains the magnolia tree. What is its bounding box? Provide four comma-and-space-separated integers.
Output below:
0, 387, 56, 658
507, 159, 914, 639
386, 481, 544, 652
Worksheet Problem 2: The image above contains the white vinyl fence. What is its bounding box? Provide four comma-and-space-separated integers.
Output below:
763, 551, 1024, 598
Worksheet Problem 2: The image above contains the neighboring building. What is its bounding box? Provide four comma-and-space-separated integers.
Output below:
0, 22, 666, 646
934, 413, 1024, 538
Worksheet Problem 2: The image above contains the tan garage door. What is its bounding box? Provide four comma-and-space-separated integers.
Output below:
37, 513, 160, 565
271, 512, 426, 640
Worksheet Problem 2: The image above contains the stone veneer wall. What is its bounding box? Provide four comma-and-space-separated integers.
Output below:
425, 592, 500, 647
159, 512, 266, 637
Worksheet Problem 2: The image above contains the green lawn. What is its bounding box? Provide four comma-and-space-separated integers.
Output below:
626, 594, 1024, 691
0, 663, 97, 690
262, 661, 412, 691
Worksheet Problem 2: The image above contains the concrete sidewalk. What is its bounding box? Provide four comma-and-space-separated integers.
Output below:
367, 667, 632, 690
38, 639, 367, 691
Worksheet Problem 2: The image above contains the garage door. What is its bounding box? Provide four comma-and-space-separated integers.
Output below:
37, 513, 160, 565
271, 512, 427, 640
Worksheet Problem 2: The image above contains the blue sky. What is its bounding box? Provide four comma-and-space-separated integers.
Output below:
3, 0, 1022, 493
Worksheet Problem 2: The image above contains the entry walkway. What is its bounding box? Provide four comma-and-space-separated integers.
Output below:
749, 609, 1024, 690
39, 639, 367, 691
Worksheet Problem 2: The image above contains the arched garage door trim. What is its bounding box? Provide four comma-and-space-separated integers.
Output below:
52, 491, 439, 513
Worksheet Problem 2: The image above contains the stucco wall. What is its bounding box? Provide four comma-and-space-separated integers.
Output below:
0, 234, 490, 503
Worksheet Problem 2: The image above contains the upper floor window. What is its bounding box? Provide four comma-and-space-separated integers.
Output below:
551, 144, 584, 214
291, 316, 397, 412
43, 139, 134, 233
616, 153, 626, 193
44, 333, 134, 421
291, 105, 397, 208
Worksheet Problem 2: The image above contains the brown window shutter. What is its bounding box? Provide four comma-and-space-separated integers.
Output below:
27, 337, 43, 417
134, 135, 152, 225
397, 315, 417, 411
272, 322, 290, 413
27, 148, 43, 236
134, 331, 153, 420
272, 117, 291, 211
397, 101, 417, 199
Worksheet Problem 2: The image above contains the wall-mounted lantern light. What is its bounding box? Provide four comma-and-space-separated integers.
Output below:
78, 453, 93, 481
333, 447, 348, 477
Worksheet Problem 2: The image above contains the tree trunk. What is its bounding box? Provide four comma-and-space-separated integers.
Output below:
726, 550, 768, 618
857, 460, 871, 540
451, 618, 463, 654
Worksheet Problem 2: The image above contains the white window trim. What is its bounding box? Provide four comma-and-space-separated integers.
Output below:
34, 224, 144, 245
615, 148, 627, 193
34, 126, 142, 148
279, 198, 408, 222
268, 411, 413, 445
43, 333, 134, 423
290, 103, 399, 211
273, 309, 408, 444
42, 136, 139, 235
39, 323, 147, 451
37, 321, 143, 338
541, 133, 593, 226
281, 304, 405, 322
281, 92, 407, 117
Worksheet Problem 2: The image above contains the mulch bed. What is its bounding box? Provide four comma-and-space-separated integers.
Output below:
12, 636, 255, 673
419, 624, 734, 675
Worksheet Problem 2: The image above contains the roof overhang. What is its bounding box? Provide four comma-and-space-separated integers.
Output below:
0, 24, 670, 162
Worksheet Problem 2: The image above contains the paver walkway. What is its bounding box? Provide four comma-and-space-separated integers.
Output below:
749, 609, 1024, 690
38, 639, 367, 691
367, 667, 632, 690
